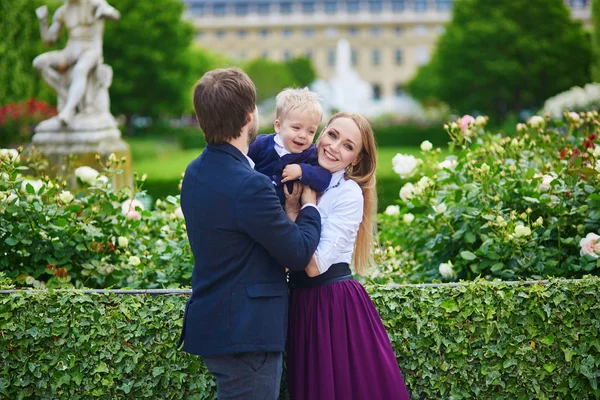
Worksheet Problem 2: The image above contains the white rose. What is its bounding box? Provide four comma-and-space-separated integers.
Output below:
539, 175, 554, 191
480, 163, 490, 174
528, 116, 545, 130
580, 232, 600, 258
117, 236, 129, 248
128, 256, 141, 266
399, 183, 415, 202
108, 153, 117, 163
596, 160, 600, 173
438, 158, 458, 171
7, 193, 18, 204
420, 140, 433, 152
439, 261, 455, 280
392, 154, 418, 179
417, 176, 434, 189
403, 213, 415, 224
95, 175, 109, 186
21, 179, 44, 194
58, 190, 74, 204
121, 199, 145, 215
514, 225, 531, 237
75, 166, 99, 185
385, 205, 400, 216
434, 203, 447, 214
593, 147, 600, 158
0, 149, 20, 163
0, 192, 5, 202
475, 115, 487, 128
174, 206, 184, 219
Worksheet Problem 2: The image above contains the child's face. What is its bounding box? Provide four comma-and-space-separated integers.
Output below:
274, 109, 321, 154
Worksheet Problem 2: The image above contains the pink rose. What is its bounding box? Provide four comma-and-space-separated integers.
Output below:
580, 233, 600, 258
121, 199, 144, 220
460, 115, 475, 132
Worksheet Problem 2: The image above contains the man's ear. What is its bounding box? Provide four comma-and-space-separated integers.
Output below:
274, 119, 281, 134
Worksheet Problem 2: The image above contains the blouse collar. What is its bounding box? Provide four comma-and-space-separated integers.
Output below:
326, 169, 346, 191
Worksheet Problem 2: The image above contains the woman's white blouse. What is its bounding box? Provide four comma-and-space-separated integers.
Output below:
315, 169, 364, 274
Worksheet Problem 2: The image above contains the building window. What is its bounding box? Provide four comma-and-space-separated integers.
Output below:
259, 29, 269, 38
215, 30, 226, 39
283, 50, 292, 61
370, 26, 382, 36
190, 3, 205, 15
394, 26, 403, 36
351, 49, 358, 66
325, 1, 338, 13
282, 28, 292, 37
395, 84, 404, 97
416, 46, 430, 65
235, 3, 248, 15
261, 50, 269, 59
348, 26, 359, 36
395, 49, 403, 65
391, 0, 405, 12
328, 49, 336, 67
238, 29, 248, 38
436, 0, 453, 11
302, 1, 315, 14
369, 0, 383, 12
304, 28, 315, 37
372, 49, 380, 66
414, 0, 427, 12
372, 84, 382, 100
347, 0, 360, 13
280, 2, 293, 14
213, 3, 226, 16
325, 27, 339, 37
414, 24, 428, 35
257, 3, 271, 15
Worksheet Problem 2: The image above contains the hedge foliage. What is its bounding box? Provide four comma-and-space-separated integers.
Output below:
2, 277, 599, 399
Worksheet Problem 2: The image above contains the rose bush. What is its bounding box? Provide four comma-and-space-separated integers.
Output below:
0, 150, 192, 289
377, 112, 600, 283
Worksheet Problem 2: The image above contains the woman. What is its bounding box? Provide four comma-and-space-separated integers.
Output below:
285, 113, 410, 399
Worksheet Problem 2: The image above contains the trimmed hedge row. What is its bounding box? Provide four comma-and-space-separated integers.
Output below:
2, 277, 599, 399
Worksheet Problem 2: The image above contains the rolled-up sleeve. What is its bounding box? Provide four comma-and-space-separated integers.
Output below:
314, 184, 364, 273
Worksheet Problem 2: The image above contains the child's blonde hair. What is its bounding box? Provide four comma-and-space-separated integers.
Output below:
275, 87, 323, 122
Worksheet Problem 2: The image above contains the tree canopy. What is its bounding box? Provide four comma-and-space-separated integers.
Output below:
407, 0, 592, 121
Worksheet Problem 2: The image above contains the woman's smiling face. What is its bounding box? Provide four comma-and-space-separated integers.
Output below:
317, 117, 363, 173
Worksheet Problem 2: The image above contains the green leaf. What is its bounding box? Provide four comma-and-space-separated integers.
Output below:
441, 298, 459, 313
54, 218, 67, 227
460, 251, 477, 261
541, 333, 555, 345
543, 363, 556, 373
94, 362, 109, 374
4, 237, 18, 246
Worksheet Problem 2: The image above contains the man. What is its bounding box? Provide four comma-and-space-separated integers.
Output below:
178, 68, 321, 399
33, 0, 120, 126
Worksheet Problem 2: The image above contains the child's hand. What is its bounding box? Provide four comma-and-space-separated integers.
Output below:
281, 164, 302, 183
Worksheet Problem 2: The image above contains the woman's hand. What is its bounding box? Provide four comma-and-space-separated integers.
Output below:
301, 185, 317, 206
284, 182, 302, 222
305, 256, 320, 277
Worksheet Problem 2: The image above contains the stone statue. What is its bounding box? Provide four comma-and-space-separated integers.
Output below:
33, 0, 120, 131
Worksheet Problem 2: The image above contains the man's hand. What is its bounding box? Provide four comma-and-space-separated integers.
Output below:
301, 185, 317, 206
36, 5, 48, 20
281, 164, 302, 183
284, 182, 302, 222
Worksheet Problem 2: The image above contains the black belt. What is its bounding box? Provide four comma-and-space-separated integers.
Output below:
288, 262, 353, 289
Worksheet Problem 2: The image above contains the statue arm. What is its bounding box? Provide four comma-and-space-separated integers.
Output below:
93, 0, 121, 20
36, 5, 63, 45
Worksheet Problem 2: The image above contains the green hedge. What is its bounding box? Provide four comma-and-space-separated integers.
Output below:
3, 278, 599, 399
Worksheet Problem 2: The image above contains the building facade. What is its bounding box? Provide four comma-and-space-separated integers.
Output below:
184, 0, 591, 100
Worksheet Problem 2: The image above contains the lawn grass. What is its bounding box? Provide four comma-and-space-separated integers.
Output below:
126, 136, 443, 211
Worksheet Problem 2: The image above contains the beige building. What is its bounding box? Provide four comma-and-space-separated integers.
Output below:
184, 0, 591, 100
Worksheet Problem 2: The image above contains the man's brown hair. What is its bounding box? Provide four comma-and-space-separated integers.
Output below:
193, 68, 257, 145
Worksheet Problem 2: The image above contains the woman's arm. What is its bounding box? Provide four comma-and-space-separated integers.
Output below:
305, 256, 320, 277
284, 182, 303, 222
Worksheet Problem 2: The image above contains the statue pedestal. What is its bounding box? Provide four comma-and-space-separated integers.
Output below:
31, 127, 133, 190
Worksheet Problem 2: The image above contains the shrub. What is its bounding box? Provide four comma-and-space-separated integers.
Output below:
0, 99, 56, 147
378, 112, 600, 283
541, 83, 600, 120
0, 150, 192, 289
1, 277, 599, 398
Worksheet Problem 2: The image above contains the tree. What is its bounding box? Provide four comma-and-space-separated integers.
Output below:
285, 56, 317, 88
408, 0, 592, 122
103, 0, 195, 122
592, 0, 600, 81
0, 0, 59, 106
243, 58, 296, 103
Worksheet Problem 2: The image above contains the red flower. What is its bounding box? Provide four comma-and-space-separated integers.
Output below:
559, 148, 568, 160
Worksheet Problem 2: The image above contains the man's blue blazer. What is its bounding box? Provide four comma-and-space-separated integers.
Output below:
178, 143, 321, 357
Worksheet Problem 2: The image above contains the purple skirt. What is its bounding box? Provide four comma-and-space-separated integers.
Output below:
287, 279, 410, 400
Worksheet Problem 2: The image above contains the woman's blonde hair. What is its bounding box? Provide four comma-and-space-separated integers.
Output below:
320, 112, 377, 276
